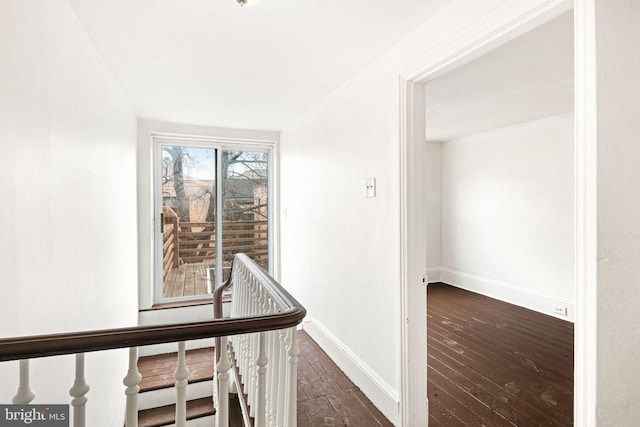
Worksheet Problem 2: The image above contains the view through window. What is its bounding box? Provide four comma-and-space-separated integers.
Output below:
159, 144, 269, 301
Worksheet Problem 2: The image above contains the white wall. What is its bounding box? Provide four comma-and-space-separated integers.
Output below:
595, 0, 640, 423
279, 0, 525, 423
0, 1, 138, 425
438, 113, 575, 319
281, 98, 402, 420
426, 142, 443, 281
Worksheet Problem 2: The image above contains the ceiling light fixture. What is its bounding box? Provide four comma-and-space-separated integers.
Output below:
232, 0, 262, 7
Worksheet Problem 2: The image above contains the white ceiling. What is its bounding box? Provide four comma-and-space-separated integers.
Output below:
68, 0, 451, 130
424, 12, 574, 142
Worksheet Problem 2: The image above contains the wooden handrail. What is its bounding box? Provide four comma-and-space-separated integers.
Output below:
0, 254, 305, 363
213, 253, 295, 320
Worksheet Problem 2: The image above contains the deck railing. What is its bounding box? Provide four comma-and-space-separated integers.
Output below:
179, 220, 268, 264
0, 254, 305, 427
162, 221, 179, 280
162, 215, 268, 268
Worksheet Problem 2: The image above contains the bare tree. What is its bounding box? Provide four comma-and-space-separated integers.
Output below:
220, 151, 268, 221
195, 151, 267, 222
162, 147, 268, 261
163, 147, 191, 222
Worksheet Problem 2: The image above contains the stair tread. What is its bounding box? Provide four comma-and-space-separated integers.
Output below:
138, 397, 215, 427
138, 348, 215, 392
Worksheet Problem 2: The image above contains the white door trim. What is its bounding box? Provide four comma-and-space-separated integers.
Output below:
398, 75, 428, 426
148, 132, 277, 306
397, 0, 598, 425
573, 0, 598, 425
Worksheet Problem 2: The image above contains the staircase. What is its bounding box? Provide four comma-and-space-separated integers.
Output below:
1, 254, 306, 427
137, 348, 216, 427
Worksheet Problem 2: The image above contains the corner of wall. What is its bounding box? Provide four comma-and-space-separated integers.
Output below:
440, 268, 575, 322
427, 267, 442, 283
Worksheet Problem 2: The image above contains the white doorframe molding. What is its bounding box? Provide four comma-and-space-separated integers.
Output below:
397, 0, 598, 425
573, 0, 598, 425
398, 75, 428, 426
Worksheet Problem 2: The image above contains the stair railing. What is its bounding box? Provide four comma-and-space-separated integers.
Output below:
0, 253, 305, 427
213, 253, 303, 427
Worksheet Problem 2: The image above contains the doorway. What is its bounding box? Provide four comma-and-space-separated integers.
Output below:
154, 139, 271, 304
397, 0, 598, 425
424, 11, 575, 424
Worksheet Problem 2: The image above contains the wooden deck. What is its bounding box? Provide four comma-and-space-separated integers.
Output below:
162, 262, 212, 299
161, 218, 269, 301
427, 282, 574, 426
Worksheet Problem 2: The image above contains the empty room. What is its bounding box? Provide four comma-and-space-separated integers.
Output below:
423, 12, 575, 426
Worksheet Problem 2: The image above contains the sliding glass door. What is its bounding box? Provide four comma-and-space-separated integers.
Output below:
155, 141, 271, 303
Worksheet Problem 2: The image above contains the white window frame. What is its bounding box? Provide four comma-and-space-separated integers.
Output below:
151, 132, 277, 306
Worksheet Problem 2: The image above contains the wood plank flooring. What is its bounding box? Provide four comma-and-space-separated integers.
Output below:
163, 262, 211, 299
136, 332, 391, 427
297, 331, 393, 427
427, 282, 574, 426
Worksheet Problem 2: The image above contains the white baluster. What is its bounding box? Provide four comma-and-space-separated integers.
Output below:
69, 353, 90, 427
276, 328, 287, 427
246, 281, 259, 413
284, 328, 300, 427
226, 255, 303, 427
265, 330, 273, 427
123, 347, 141, 427
174, 342, 189, 427
234, 270, 248, 391
248, 284, 263, 415
238, 337, 247, 393
216, 336, 231, 427
255, 331, 268, 427
238, 274, 250, 380
13, 360, 35, 404
248, 333, 257, 417
232, 266, 243, 318
260, 297, 274, 426
212, 347, 219, 427
267, 304, 280, 427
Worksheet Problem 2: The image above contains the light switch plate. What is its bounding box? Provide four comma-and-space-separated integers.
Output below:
365, 178, 376, 198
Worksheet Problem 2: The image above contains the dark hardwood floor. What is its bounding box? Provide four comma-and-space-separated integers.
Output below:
297, 331, 394, 427
427, 282, 574, 426
135, 332, 391, 426
136, 287, 572, 426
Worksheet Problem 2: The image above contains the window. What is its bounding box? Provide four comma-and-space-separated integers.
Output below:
155, 139, 271, 303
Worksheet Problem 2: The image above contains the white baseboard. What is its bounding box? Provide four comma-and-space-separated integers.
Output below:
438, 268, 575, 322
426, 267, 442, 283
300, 318, 399, 426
